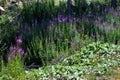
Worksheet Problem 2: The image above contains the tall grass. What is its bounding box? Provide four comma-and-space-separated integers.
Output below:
0, 0, 120, 79
0, 54, 25, 79
0, 0, 120, 68
24, 20, 89, 66
18, 0, 120, 66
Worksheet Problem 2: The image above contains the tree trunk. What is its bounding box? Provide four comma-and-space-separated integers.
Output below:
67, 0, 71, 21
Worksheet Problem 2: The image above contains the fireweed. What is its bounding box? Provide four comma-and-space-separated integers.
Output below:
8, 35, 26, 60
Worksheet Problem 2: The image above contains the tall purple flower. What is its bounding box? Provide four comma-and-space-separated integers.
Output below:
57, 15, 68, 23
117, 7, 120, 11
8, 45, 16, 60
73, 18, 78, 22
58, 15, 62, 23
87, 14, 94, 18
16, 35, 22, 45
104, 8, 109, 13
8, 36, 26, 60
97, 17, 101, 22
62, 17, 68, 22
103, 22, 106, 27
17, 48, 25, 56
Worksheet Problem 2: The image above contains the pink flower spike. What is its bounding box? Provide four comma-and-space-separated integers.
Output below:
16, 36, 22, 45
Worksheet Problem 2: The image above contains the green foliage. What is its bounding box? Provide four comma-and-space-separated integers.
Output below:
96, 8, 120, 44
21, 0, 67, 23
0, 0, 120, 79
74, 0, 88, 16
24, 42, 120, 79
0, 41, 7, 54
0, 41, 7, 71
25, 22, 80, 66
0, 54, 25, 79
0, 0, 7, 7
0, 8, 20, 41
62, 42, 120, 66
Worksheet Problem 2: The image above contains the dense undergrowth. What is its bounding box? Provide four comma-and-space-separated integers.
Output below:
0, 42, 120, 79
0, 0, 120, 79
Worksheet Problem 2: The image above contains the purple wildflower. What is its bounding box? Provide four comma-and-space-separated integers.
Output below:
58, 15, 62, 23
73, 18, 78, 23
109, 8, 113, 13
57, 15, 68, 23
69, 18, 73, 23
16, 36, 22, 45
8, 36, 26, 60
103, 22, 106, 27
98, 17, 101, 22
9, 45, 14, 51
87, 14, 94, 18
63, 17, 68, 22
104, 8, 109, 13
111, 19, 115, 24
8, 45, 26, 60
117, 7, 120, 11
17, 48, 25, 55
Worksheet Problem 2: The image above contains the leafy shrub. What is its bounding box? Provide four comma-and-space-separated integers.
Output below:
24, 42, 120, 79
0, 10, 20, 51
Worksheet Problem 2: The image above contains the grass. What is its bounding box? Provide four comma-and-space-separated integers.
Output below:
0, 55, 25, 79
0, 0, 120, 79
0, 42, 119, 79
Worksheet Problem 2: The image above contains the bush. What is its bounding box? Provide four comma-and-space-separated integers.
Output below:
24, 42, 120, 79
